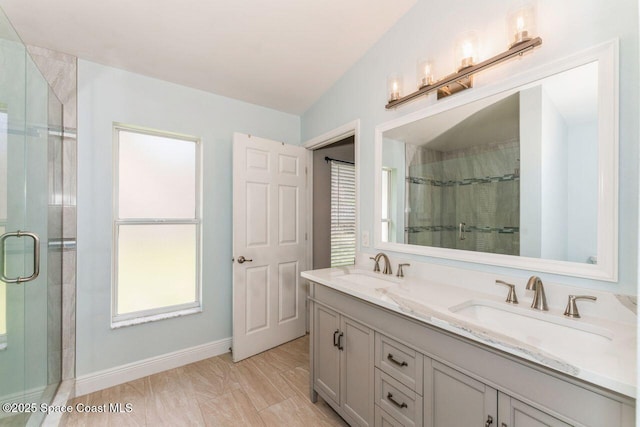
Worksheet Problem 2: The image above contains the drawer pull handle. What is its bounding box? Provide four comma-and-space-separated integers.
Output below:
485, 415, 493, 427
333, 330, 340, 347
386, 392, 407, 409
337, 332, 344, 351
387, 353, 408, 367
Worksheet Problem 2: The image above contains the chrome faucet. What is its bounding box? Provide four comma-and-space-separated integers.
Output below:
526, 276, 548, 311
370, 252, 393, 275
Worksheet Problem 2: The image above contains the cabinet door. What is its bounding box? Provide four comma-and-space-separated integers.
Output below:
375, 405, 405, 427
341, 316, 375, 426
498, 392, 572, 427
426, 360, 497, 427
314, 304, 341, 405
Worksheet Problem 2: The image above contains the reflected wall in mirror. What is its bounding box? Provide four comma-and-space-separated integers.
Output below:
375, 41, 617, 280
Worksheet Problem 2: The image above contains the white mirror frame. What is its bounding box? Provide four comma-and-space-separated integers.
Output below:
374, 39, 618, 281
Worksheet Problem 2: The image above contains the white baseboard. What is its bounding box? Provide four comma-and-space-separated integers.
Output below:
74, 337, 232, 397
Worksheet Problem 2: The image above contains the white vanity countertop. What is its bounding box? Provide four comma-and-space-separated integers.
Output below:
301, 266, 637, 399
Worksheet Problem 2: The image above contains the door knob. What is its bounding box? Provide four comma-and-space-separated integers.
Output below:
237, 256, 253, 264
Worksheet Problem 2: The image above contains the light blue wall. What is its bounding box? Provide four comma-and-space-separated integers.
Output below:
301, 0, 639, 294
77, 60, 299, 375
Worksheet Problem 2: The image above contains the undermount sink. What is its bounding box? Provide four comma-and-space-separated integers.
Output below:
449, 299, 613, 353
338, 273, 398, 290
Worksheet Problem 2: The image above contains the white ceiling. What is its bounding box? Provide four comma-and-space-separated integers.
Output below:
0, 0, 417, 114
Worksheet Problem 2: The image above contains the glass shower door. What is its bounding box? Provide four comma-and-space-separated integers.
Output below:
0, 7, 63, 426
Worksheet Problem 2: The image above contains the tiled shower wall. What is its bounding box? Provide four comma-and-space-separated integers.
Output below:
27, 45, 76, 381
406, 140, 520, 256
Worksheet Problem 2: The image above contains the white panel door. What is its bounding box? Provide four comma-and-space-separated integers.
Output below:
232, 132, 307, 362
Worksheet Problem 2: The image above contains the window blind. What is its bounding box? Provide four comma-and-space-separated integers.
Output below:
330, 160, 356, 267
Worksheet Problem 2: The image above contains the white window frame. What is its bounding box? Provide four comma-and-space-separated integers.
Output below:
111, 123, 203, 327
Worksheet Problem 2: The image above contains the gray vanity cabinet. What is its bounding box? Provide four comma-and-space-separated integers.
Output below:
308, 283, 635, 427
427, 361, 497, 427
498, 393, 571, 427
314, 304, 341, 404
313, 303, 375, 426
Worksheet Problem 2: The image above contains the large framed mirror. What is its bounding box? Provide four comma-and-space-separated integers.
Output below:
374, 40, 618, 281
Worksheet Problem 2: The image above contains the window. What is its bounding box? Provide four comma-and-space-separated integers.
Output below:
330, 160, 356, 267
113, 124, 201, 326
381, 167, 392, 243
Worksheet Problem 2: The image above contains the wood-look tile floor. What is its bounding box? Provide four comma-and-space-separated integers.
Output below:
61, 335, 348, 427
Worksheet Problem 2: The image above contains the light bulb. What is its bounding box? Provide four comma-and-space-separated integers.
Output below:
417, 59, 434, 88
455, 32, 478, 70
508, 3, 536, 48
387, 73, 402, 102
462, 41, 474, 59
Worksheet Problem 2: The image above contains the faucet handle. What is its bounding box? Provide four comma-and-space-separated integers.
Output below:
369, 257, 380, 272
495, 280, 518, 304
396, 263, 410, 278
564, 295, 597, 318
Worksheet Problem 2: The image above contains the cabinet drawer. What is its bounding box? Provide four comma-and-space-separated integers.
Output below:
375, 369, 422, 427
375, 333, 423, 393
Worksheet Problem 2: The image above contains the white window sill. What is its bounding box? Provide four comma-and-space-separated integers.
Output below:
111, 306, 202, 329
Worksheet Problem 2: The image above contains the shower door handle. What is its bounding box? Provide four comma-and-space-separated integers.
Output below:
0, 231, 40, 284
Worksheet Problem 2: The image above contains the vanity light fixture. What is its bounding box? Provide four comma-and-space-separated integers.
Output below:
416, 58, 435, 88
387, 73, 403, 102
386, 6, 541, 109
508, 2, 537, 48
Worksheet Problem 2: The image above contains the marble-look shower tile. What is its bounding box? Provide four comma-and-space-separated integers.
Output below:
48, 350, 62, 384
47, 249, 62, 285
62, 347, 75, 381
62, 206, 76, 239
26, 45, 77, 129
62, 136, 77, 207
47, 205, 63, 236
62, 249, 76, 285
47, 282, 62, 350
62, 247, 76, 382
48, 135, 64, 206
